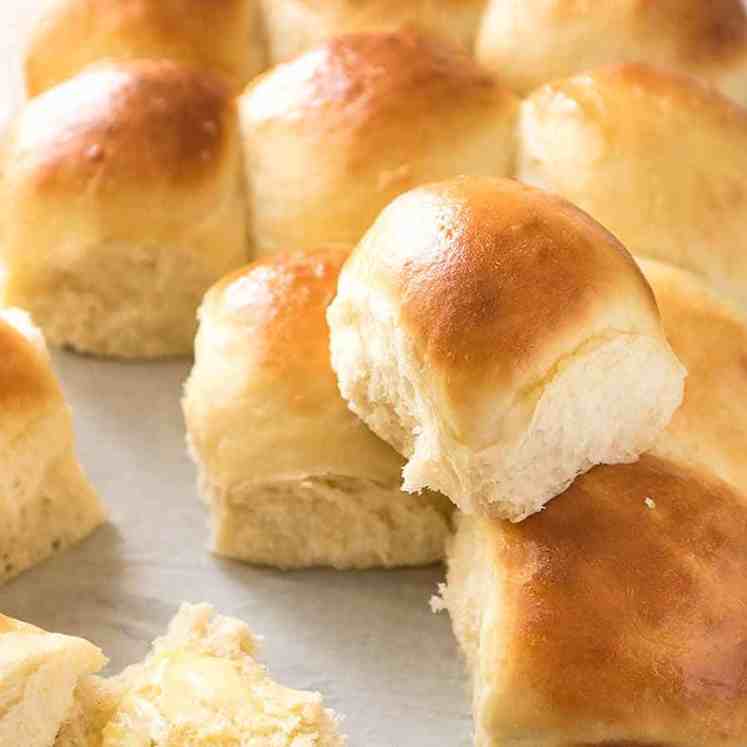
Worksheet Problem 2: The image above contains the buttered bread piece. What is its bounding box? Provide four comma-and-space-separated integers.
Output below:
328, 177, 685, 520
100, 604, 345, 746
0, 309, 104, 585
441, 456, 747, 746
183, 251, 452, 568
0, 614, 105, 747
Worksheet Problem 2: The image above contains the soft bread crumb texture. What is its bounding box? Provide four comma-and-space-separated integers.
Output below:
0, 309, 105, 584
328, 177, 685, 519
184, 250, 453, 568
99, 604, 345, 746
0, 60, 250, 359
442, 456, 747, 746
0, 614, 106, 747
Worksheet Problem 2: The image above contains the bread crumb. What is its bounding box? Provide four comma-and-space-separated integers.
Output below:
644, 497, 656, 510
430, 584, 448, 613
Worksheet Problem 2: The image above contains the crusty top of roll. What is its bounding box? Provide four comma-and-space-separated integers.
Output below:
189, 250, 407, 485
25, 0, 265, 96
477, 0, 747, 98
13, 60, 234, 193
244, 30, 511, 138
339, 177, 664, 444
643, 259, 747, 493
0, 310, 61, 415
480, 454, 747, 743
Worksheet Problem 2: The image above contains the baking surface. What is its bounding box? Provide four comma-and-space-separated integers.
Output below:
0, 8, 471, 746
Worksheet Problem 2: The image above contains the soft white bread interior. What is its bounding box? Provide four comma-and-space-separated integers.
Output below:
640, 259, 747, 493
518, 63, 747, 310
0, 614, 106, 747
56, 676, 126, 747
328, 177, 685, 520
0, 60, 250, 359
183, 250, 453, 568
98, 603, 345, 746
0, 308, 105, 585
439, 455, 747, 747
477, 0, 747, 102
261, 0, 487, 64
239, 30, 518, 256
25, 0, 266, 96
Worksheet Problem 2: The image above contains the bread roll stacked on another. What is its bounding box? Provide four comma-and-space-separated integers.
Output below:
327, 177, 686, 520
183, 250, 453, 569
239, 30, 518, 256
0, 614, 105, 747
0, 309, 105, 585
25, 0, 267, 96
261, 0, 487, 64
518, 63, 747, 310
0, 60, 250, 359
477, 0, 747, 103
439, 455, 747, 747
3, 605, 344, 746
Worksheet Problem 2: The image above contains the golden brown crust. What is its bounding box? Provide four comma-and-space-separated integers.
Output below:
351, 177, 659, 401
0, 319, 60, 412
24, 60, 234, 193
245, 30, 507, 137
494, 455, 747, 741
210, 250, 348, 379
25, 0, 265, 95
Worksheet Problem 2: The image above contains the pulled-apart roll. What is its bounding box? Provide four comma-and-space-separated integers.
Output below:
440, 455, 747, 746
327, 177, 685, 519
518, 63, 747, 309
182, 250, 452, 569
477, 0, 747, 103
1, 60, 250, 359
240, 30, 518, 256
25, 0, 266, 96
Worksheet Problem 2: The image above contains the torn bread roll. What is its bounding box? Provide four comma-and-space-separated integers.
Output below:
327, 177, 686, 519
240, 30, 518, 256
518, 63, 747, 309
440, 455, 747, 746
25, 0, 266, 96
0, 614, 105, 747
0, 308, 105, 585
183, 250, 453, 568
0, 60, 250, 359
477, 0, 747, 103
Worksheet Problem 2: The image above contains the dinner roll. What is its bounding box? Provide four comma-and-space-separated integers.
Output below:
439, 455, 747, 746
0, 309, 105, 585
477, 0, 747, 102
641, 259, 747, 493
0, 60, 250, 359
56, 676, 124, 747
99, 604, 345, 746
25, 0, 266, 96
183, 250, 453, 569
0, 614, 105, 747
327, 177, 685, 519
518, 64, 747, 309
240, 31, 518, 256
261, 0, 487, 64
